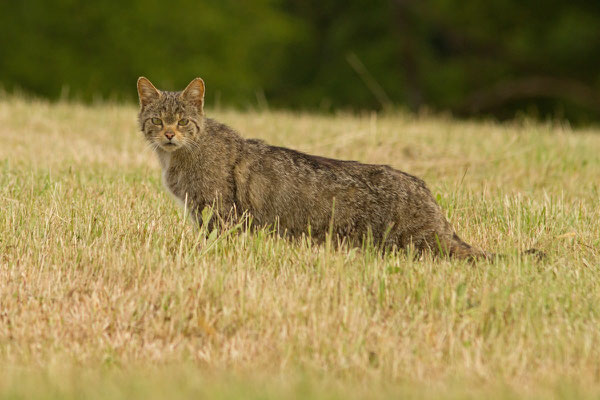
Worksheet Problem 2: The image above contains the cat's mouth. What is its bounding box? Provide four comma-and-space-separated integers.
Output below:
159, 142, 180, 151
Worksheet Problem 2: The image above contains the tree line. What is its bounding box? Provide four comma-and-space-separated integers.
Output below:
2, 0, 600, 122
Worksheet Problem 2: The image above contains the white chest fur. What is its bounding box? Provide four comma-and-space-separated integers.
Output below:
156, 151, 185, 207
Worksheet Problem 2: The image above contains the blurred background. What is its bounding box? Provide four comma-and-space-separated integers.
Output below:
2, 0, 600, 123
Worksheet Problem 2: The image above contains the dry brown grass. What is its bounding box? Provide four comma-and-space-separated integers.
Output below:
1, 96, 599, 399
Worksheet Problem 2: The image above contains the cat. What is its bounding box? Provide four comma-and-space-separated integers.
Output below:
137, 77, 530, 260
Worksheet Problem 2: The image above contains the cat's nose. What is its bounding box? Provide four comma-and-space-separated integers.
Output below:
164, 131, 175, 140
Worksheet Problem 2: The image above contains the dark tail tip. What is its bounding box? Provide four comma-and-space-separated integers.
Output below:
486, 248, 546, 263
444, 234, 546, 263
523, 248, 546, 261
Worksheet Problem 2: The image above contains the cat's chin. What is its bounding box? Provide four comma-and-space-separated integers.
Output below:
159, 143, 181, 152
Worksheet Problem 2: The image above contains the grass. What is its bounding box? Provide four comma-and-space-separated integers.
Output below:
0, 95, 599, 399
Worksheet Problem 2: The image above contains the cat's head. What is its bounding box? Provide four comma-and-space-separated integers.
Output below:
137, 77, 205, 152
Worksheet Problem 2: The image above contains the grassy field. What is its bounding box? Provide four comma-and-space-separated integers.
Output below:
1, 95, 599, 399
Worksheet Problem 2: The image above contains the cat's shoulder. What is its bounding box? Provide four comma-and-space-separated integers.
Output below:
204, 117, 233, 134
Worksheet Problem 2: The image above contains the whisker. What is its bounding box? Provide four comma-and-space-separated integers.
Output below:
143, 141, 158, 153
182, 137, 202, 154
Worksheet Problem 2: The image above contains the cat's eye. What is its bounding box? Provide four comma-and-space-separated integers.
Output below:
178, 119, 189, 126
151, 117, 162, 125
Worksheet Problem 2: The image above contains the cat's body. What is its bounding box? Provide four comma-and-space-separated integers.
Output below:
138, 77, 486, 259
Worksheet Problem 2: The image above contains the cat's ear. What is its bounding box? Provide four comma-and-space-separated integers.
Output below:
181, 78, 205, 113
137, 77, 161, 109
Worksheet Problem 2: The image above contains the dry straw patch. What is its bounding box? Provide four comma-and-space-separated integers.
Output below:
0, 96, 599, 399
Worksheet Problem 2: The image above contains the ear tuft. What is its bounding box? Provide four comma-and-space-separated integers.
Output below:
137, 77, 161, 109
181, 78, 205, 113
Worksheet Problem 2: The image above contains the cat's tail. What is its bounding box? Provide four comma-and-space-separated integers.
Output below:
445, 233, 545, 262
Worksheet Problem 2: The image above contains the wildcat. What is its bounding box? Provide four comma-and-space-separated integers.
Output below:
137, 77, 501, 260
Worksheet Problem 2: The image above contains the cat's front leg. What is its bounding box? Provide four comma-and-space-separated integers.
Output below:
189, 195, 239, 233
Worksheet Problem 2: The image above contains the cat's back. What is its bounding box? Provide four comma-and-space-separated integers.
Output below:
234, 136, 423, 212
240, 138, 382, 179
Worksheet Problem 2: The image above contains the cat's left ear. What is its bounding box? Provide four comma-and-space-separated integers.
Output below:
181, 78, 205, 114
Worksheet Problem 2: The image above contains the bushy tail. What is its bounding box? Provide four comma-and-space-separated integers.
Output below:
445, 233, 545, 262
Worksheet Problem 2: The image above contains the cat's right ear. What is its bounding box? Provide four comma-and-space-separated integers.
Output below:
137, 77, 161, 109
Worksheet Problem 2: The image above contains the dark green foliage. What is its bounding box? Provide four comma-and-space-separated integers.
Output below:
0, 0, 304, 106
2, 0, 600, 122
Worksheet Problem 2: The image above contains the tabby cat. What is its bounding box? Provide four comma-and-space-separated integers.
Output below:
138, 77, 521, 260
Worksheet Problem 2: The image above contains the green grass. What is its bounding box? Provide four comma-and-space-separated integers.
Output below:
1, 96, 599, 399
